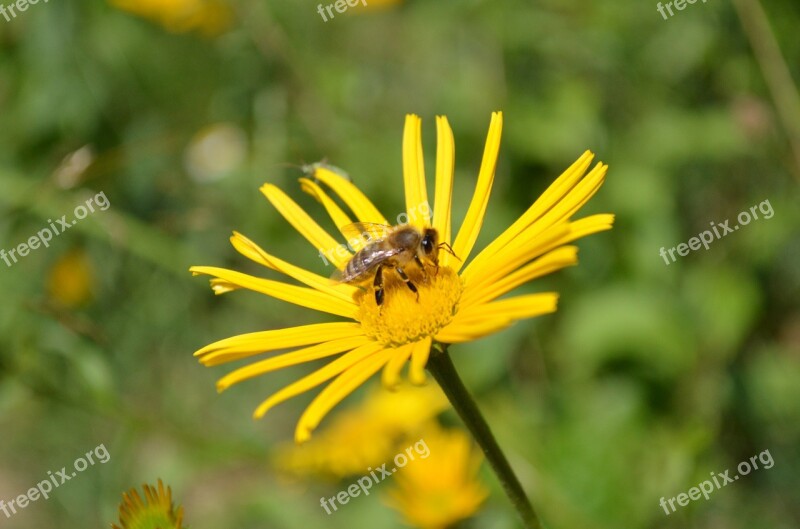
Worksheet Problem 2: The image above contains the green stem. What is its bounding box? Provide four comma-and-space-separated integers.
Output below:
426, 345, 543, 529
731, 0, 800, 179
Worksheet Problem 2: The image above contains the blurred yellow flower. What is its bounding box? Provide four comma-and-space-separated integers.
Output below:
191, 112, 612, 442
110, 0, 233, 35
384, 425, 488, 529
275, 383, 448, 479
112, 479, 184, 529
47, 248, 94, 307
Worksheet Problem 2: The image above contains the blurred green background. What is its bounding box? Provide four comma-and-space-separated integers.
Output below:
1, 0, 799, 527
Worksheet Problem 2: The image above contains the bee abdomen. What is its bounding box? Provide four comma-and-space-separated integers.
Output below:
342, 248, 372, 282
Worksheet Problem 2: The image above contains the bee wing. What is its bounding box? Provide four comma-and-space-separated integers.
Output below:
339, 222, 394, 251
330, 268, 345, 282
332, 245, 405, 283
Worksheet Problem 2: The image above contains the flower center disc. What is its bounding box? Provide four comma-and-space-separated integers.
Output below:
356, 267, 463, 347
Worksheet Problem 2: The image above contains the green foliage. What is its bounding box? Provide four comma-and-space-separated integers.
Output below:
0, 0, 798, 528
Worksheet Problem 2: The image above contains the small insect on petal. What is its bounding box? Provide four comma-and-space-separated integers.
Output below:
302, 160, 352, 183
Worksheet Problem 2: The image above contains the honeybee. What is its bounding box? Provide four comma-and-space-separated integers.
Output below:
333, 222, 456, 306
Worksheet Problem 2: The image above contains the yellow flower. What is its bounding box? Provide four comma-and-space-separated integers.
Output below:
109, 0, 233, 35
47, 248, 94, 307
112, 479, 184, 529
275, 382, 448, 479
191, 112, 613, 442
384, 425, 488, 529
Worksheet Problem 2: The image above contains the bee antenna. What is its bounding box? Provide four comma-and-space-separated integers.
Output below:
438, 242, 460, 261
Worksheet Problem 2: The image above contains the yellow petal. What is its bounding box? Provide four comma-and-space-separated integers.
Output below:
456, 293, 559, 322
402, 114, 431, 227
191, 266, 357, 318
260, 183, 350, 270
381, 344, 415, 389
464, 157, 607, 278
216, 335, 373, 391
451, 112, 503, 272
409, 337, 432, 385
229, 232, 359, 302
438, 293, 558, 343
466, 151, 593, 268
560, 213, 615, 240
520, 214, 615, 267
463, 213, 613, 289
462, 246, 579, 306
298, 177, 356, 242
311, 166, 389, 224
435, 317, 515, 344
461, 223, 571, 290
433, 116, 455, 265
535, 162, 608, 229
194, 322, 363, 366
208, 278, 240, 294
253, 341, 385, 420
295, 347, 395, 442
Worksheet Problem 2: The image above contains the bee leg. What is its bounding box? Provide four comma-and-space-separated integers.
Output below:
414, 255, 429, 282
374, 265, 385, 306
395, 267, 419, 301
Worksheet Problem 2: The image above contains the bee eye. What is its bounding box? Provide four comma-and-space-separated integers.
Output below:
422, 237, 434, 254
